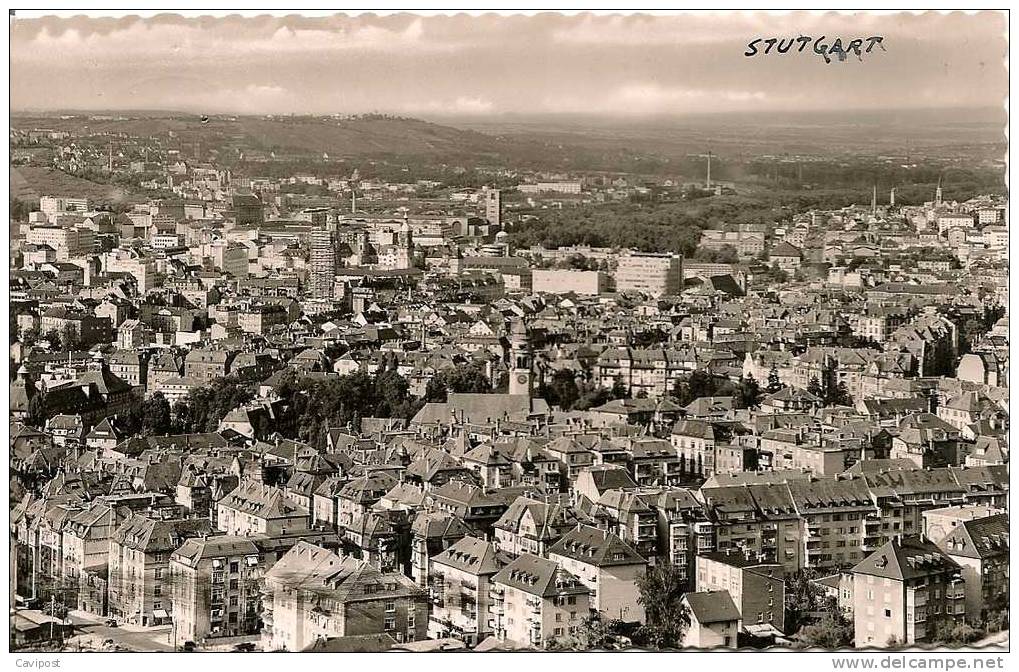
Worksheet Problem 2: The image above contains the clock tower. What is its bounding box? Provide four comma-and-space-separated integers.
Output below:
508, 319, 532, 397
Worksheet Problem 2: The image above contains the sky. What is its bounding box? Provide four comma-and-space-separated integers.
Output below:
10, 12, 1008, 117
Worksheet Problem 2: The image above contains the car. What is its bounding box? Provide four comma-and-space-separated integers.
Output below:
104, 619, 118, 627
181, 641, 197, 652
233, 642, 257, 652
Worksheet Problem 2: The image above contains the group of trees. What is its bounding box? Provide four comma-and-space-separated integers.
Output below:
10, 196, 38, 222
423, 362, 495, 403
785, 570, 854, 649
537, 368, 627, 412
273, 365, 424, 447
807, 375, 853, 407
170, 376, 256, 435
547, 562, 692, 650
670, 369, 737, 407
18, 325, 87, 352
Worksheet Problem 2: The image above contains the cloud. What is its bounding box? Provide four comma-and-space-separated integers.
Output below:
9, 12, 1007, 115
402, 96, 495, 115
541, 83, 772, 116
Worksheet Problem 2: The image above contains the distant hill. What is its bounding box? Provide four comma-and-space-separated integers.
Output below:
11, 114, 506, 162
10, 166, 135, 205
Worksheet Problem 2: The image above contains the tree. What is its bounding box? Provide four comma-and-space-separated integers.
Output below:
796, 598, 853, 648
141, 392, 172, 435
785, 568, 825, 634
26, 389, 49, 428
573, 381, 611, 411
767, 365, 782, 393
634, 563, 690, 649
425, 363, 492, 403
539, 368, 580, 411
60, 323, 83, 351
546, 614, 626, 650
43, 329, 61, 350
736, 374, 761, 409
930, 619, 980, 647
832, 381, 853, 407
610, 376, 629, 400
807, 375, 824, 399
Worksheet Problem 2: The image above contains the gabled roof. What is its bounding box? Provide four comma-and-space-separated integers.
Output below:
684, 590, 741, 624
852, 536, 960, 581
432, 536, 504, 575
940, 513, 1009, 560
548, 524, 645, 567
492, 553, 588, 598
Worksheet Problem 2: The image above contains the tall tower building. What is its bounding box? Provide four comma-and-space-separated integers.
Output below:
935, 177, 943, 207
481, 187, 502, 228
508, 319, 533, 397
309, 230, 337, 299
394, 215, 414, 270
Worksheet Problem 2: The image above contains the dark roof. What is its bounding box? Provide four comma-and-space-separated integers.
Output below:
852, 536, 960, 581
940, 513, 1009, 560
684, 590, 741, 624
548, 524, 646, 567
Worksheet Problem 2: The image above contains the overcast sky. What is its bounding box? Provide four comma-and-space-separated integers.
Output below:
10, 12, 1007, 116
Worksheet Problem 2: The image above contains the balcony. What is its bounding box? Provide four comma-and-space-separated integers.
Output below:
806, 537, 822, 548
909, 591, 928, 608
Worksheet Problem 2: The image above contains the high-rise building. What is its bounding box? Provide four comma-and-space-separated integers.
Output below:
309, 230, 337, 299
481, 187, 502, 227
615, 252, 684, 297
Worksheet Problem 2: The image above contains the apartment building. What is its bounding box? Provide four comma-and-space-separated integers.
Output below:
428, 536, 504, 646
489, 553, 591, 648
851, 537, 966, 648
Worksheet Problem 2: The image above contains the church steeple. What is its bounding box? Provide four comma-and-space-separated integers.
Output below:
508, 319, 533, 397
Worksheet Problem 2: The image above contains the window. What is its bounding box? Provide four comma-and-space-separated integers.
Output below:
384, 617, 396, 630
230, 596, 238, 607
385, 601, 396, 613
567, 596, 576, 605
884, 609, 891, 618
554, 628, 564, 637
154, 585, 162, 597
229, 579, 238, 590
230, 561, 239, 574
154, 568, 163, 580
555, 612, 562, 622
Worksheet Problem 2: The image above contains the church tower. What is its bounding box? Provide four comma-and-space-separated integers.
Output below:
395, 214, 413, 270
508, 319, 533, 397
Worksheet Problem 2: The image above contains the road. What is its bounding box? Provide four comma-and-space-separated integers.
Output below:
67, 615, 176, 652
973, 629, 1008, 649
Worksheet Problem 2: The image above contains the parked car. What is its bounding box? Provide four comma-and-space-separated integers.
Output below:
233, 642, 257, 652
105, 619, 118, 627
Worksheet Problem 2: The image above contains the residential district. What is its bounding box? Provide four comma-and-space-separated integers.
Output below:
8, 125, 1010, 653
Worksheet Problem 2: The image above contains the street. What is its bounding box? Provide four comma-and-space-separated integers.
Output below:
65, 611, 176, 652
